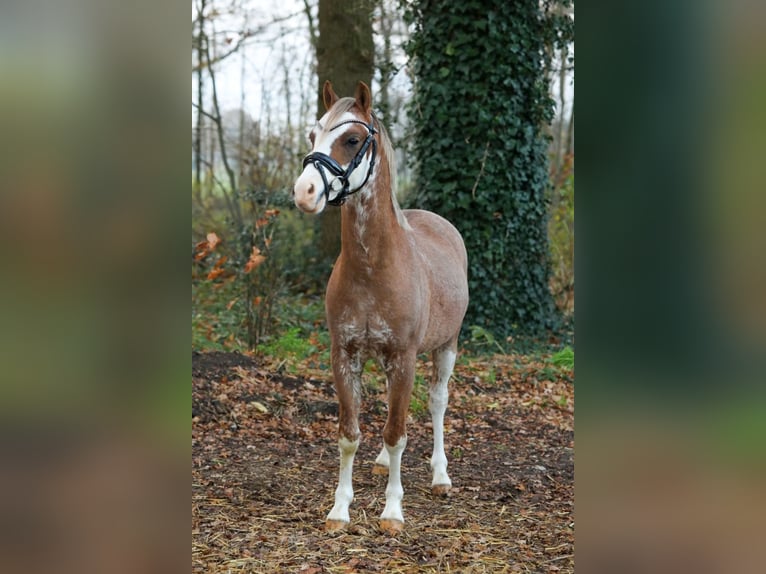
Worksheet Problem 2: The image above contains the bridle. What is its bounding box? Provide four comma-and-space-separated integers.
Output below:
302, 116, 378, 206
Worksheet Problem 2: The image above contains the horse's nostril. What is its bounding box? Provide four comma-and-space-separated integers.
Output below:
307, 184, 315, 195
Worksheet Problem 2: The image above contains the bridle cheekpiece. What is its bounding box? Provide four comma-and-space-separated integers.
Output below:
302, 116, 378, 206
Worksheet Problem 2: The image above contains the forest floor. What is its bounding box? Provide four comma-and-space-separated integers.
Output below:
192, 349, 574, 573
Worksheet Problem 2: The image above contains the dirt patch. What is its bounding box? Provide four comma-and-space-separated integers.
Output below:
192, 351, 574, 573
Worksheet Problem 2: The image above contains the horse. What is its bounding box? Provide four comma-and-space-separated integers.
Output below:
292, 80, 469, 534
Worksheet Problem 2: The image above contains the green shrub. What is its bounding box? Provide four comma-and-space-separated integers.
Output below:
409, 373, 429, 417
550, 346, 574, 369
260, 327, 316, 361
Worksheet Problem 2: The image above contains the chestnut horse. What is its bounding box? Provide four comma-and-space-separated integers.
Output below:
293, 81, 469, 534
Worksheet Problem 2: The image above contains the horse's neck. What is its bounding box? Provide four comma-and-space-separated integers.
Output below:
339, 160, 408, 274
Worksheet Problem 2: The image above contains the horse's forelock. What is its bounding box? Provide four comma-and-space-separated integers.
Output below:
324, 97, 357, 127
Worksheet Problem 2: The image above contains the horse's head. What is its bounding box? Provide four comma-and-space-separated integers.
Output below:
293, 81, 378, 214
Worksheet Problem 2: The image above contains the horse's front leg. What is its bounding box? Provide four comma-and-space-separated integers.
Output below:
325, 346, 363, 531
379, 350, 417, 534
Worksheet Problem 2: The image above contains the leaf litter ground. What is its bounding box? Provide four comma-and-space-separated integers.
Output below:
192, 350, 573, 573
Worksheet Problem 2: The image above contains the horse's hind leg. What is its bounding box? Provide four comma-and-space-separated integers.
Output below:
373, 444, 390, 475
325, 346, 363, 531
430, 341, 457, 496
372, 362, 391, 475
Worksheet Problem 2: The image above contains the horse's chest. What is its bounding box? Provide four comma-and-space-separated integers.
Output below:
336, 313, 396, 353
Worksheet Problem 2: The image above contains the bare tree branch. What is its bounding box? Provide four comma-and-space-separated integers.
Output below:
194, 0, 207, 188
202, 18, 242, 225
192, 11, 305, 71
192, 102, 217, 122
471, 142, 491, 199
302, 0, 318, 49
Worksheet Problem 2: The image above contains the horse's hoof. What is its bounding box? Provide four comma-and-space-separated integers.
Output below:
379, 518, 404, 535
432, 484, 451, 497
325, 519, 349, 532
372, 464, 389, 476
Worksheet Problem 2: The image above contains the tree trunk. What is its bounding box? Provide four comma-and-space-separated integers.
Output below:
315, 0, 375, 266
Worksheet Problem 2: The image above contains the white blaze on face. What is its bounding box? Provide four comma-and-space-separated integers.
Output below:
292, 111, 373, 214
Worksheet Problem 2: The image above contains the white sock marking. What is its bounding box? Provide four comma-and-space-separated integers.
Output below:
380, 435, 407, 523
326, 437, 359, 523
430, 349, 456, 489
374, 444, 390, 468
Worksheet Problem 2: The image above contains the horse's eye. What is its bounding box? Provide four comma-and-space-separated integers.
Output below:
346, 136, 360, 146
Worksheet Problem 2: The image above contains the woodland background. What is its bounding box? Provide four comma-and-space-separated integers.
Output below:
191, 0, 575, 353
0, 1, 761, 573
192, 2, 576, 571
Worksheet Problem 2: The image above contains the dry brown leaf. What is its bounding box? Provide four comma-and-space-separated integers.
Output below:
244, 246, 266, 273
206, 232, 221, 249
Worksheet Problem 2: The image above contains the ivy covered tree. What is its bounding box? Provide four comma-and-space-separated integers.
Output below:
404, 0, 573, 338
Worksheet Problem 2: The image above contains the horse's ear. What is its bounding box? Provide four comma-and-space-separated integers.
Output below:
323, 80, 339, 111
354, 81, 372, 114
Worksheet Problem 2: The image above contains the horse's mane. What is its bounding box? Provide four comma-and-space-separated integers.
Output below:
328, 97, 409, 229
